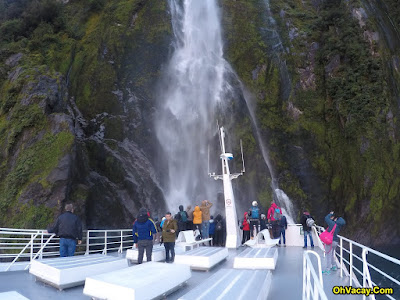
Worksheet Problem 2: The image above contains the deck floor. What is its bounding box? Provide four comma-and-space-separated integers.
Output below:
0, 247, 362, 299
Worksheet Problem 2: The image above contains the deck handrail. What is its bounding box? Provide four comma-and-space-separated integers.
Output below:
303, 250, 328, 300
315, 225, 398, 300
0, 227, 134, 271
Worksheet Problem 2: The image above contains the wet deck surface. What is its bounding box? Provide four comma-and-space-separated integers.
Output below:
0, 246, 362, 299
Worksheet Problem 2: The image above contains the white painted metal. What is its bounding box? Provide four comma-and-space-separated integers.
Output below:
178, 268, 271, 300
174, 247, 228, 270
83, 262, 191, 300
0, 291, 30, 300
315, 225, 400, 300
126, 244, 166, 263
302, 250, 328, 300
29, 254, 128, 290
243, 229, 280, 247
176, 230, 212, 251
233, 247, 278, 270
209, 127, 243, 249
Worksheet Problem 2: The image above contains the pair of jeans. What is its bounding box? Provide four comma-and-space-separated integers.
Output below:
60, 238, 76, 257
325, 241, 338, 270
202, 221, 210, 239
279, 227, 286, 244
164, 242, 175, 262
304, 230, 314, 247
138, 239, 153, 264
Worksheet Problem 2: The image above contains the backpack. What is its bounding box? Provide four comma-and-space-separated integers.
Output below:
306, 216, 315, 228
273, 208, 282, 220
216, 221, 223, 231
180, 211, 187, 222
319, 224, 337, 245
251, 207, 259, 219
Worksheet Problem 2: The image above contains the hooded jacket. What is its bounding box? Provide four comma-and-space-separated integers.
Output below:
193, 206, 202, 224
200, 200, 213, 221
242, 212, 250, 231
175, 205, 188, 223
325, 213, 346, 242
132, 208, 157, 243
267, 203, 282, 221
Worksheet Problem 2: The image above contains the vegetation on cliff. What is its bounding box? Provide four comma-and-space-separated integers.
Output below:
221, 0, 400, 245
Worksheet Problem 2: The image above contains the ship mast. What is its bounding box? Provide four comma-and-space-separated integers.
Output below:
209, 126, 245, 249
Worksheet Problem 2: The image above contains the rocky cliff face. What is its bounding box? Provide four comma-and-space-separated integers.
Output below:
221, 0, 400, 246
0, 0, 170, 228
0, 0, 399, 245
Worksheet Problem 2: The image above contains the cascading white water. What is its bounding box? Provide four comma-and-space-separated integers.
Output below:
156, 0, 297, 223
155, 0, 228, 210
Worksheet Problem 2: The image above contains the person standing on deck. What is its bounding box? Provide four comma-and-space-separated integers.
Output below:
200, 200, 213, 239
47, 203, 82, 257
175, 205, 188, 234
323, 212, 346, 275
132, 208, 157, 264
301, 210, 315, 248
260, 214, 267, 231
267, 202, 282, 238
248, 201, 260, 238
186, 205, 193, 230
192, 206, 202, 236
241, 212, 251, 245
214, 214, 225, 246
162, 212, 178, 263
278, 214, 288, 246
209, 215, 216, 246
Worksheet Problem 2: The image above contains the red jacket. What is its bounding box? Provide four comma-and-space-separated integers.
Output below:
267, 203, 282, 221
242, 212, 250, 231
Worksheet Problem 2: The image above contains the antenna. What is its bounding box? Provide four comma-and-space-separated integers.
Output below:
207, 144, 210, 175
240, 139, 245, 173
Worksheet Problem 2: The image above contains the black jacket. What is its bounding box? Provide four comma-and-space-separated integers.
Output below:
48, 212, 83, 240
279, 216, 288, 229
301, 213, 313, 232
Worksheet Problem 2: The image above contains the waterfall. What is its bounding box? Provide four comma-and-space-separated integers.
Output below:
155, 0, 296, 223
155, 0, 228, 211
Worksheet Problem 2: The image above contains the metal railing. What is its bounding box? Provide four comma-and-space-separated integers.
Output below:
0, 227, 134, 271
303, 250, 328, 300
315, 225, 400, 300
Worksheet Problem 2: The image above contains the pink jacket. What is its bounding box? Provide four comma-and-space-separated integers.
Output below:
267, 203, 282, 221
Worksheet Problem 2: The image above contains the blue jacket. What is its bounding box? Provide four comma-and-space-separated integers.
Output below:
209, 220, 216, 235
325, 213, 346, 242
132, 219, 157, 243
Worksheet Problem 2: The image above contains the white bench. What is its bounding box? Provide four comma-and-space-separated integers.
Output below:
176, 230, 213, 251
126, 244, 166, 263
179, 268, 272, 300
29, 254, 128, 290
83, 262, 191, 300
244, 229, 280, 248
0, 292, 29, 300
174, 247, 228, 271
233, 247, 278, 270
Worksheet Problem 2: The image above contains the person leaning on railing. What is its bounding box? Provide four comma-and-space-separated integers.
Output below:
46, 203, 83, 257
322, 211, 346, 275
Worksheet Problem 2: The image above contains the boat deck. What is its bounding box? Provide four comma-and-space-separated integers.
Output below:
0, 246, 361, 299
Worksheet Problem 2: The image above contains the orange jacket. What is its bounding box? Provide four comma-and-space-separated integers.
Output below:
193, 206, 202, 224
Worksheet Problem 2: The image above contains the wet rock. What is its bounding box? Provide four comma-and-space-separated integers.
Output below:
20, 74, 67, 114
352, 7, 368, 27
5, 53, 23, 67
325, 54, 341, 77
